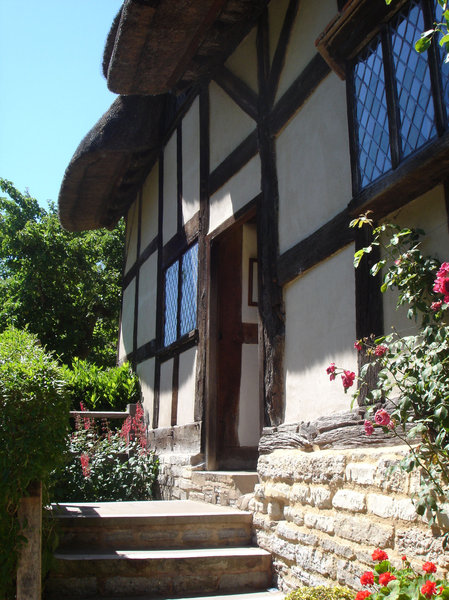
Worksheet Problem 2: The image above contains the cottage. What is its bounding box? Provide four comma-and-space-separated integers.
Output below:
59, 0, 449, 589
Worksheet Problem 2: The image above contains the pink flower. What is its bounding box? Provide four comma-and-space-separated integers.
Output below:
354, 340, 363, 352
421, 580, 438, 598
372, 548, 389, 561
433, 263, 449, 303
80, 453, 90, 478
378, 572, 396, 586
423, 561, 437, 574
360, 571, 375, 586
431, 300, 443, 312
341, 370, 355, 389
364, 420, 374, 436
374, 345, 387, 357
374, 409, 391, 427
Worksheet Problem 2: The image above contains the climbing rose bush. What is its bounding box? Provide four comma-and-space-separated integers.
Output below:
326, 215, 449, 525
356, 548, 449, 599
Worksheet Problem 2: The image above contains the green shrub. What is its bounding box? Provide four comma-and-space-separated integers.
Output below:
51, 404, 158, 502
0, 327, 69, 598
63, 358, 141, 411
285, 586, 355, 600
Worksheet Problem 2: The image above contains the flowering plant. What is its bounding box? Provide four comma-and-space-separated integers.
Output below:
327, 215, 449, 525
356, 548, 449, 599
51, 403, 158, 502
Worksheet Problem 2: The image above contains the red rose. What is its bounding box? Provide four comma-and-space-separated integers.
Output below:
378, 572, 396, 586
360, 571, 374, 586
431, 301, 443, 312
354, 340, 363, 351
355, 592, 372, 600
421, 580, 438, 598
372, 548, 389, 561
374, 344, 387, 357
326, 363, 336, 381
423, 561, 437, 574
364, 420, 374, 436
341, 370, 356, 389
374, 409, 391, 427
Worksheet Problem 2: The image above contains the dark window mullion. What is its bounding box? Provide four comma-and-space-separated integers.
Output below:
382, 27, 402, 167
423, 0, 447, 132
347, 62, 363, 195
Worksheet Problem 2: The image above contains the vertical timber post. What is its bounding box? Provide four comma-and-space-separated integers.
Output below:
16, 480, 42, 600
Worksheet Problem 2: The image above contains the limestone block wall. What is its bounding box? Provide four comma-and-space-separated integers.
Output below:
253, 446, 449, 592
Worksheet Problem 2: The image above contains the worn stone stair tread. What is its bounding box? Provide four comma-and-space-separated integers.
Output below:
76, 589, 284, 600
55, 546, 271, 560
51, 500, 251, 519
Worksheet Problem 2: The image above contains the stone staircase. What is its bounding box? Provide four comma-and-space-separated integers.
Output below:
44, 500, 274, 599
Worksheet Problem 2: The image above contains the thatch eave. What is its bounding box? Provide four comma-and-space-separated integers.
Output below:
58, 95, 166, 232
105, 0, 268, 95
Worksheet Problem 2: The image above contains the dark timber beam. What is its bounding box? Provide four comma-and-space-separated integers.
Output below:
213, 66, 259, 121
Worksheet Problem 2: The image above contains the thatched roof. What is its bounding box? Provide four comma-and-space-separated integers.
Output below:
104, 0, 267, 95
59, 0, 267, 230
58, 95, 166, 231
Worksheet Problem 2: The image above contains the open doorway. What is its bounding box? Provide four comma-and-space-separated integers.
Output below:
207, 213, 261, 470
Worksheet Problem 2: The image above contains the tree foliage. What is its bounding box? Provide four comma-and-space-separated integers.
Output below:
0, 178, 124, 366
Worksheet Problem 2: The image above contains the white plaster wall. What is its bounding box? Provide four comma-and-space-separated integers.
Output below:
124, 200, 139, 274
136, 358, 155, 429
182, 97, 200, 225
277, 73, 352, 254
225, 27, 258, 93
158, 359, 173, 428
141, 162, 159, 251
284, 245, 357, 423
118, 278, 135, 361
163, 132, 178, 244
238, 344, 260, 446
137, 253, 157, 348
209, 154, 261, 234
382, 186, 449, 337
242, 223, 259, 323
209, 81, 257, 171
268, 0, 290, 67
275, 0, 338, 103
177, 346, 197, 426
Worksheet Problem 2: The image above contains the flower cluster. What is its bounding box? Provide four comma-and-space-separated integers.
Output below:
433, 262, 449, 304
325, 363, 356, 392
356, 549, 447, 600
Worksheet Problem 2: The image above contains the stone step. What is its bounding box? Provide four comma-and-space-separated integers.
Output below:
51, 500, 253, 551
66, 588, 285, 600
44, 547, 273, 599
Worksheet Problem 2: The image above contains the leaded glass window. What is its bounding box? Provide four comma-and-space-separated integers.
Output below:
352, 0, 448, 191
163, 242, 198, 347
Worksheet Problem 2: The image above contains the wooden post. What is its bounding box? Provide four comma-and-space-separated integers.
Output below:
16, 480, 42, 600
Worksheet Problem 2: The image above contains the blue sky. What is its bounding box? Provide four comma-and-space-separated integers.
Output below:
0, 0, 123, 207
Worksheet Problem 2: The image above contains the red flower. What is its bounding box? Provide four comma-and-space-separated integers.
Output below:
378, 572, 396, 586
374, 345, 387, 357
326, 363, 336, 381
372, 548, 389, 561
421, 580, 438, 598
360, 571, 374, 586
433, 263, 449, 303
423, 561, 437, 574
355, 592, 372, 600
431, 300, 443, 312
341, 370, 356, 389
364, 420, 374, 436
80, 453, 90, 478
401, 555, 407, 561
374, 409, 391, 427
354, 340, 363, 352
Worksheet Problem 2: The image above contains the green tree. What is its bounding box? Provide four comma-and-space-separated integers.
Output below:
0, 178, 124, 367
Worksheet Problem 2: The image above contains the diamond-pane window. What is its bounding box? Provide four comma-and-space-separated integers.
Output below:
180, 243, 198, 337
354, 38, 392, 187
391, 3, 436, 157
164, 261, 179, 346
163, 242, 198, 347
352, 0, 446, 191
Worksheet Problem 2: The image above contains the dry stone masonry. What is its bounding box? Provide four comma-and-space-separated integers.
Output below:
251, 446, 449, 592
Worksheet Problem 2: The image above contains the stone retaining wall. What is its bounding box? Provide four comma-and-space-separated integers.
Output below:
252, 445, 449, 592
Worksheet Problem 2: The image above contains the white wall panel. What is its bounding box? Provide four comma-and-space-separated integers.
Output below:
284, 245, 357, 423
209, 81, 256, 171
118, 278, 135, 361
163, 132, 178, 244
137, 253, 157, 347
225, 28, 258, 93
124, 200, 139, 274
209, 154, 261, 234
277, 73, 351, 254
177, 347, 197, 426
182, 97, 200, 225
136, 358, 155, 429
159, 359, 173, 428
141, 163, 159, 251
